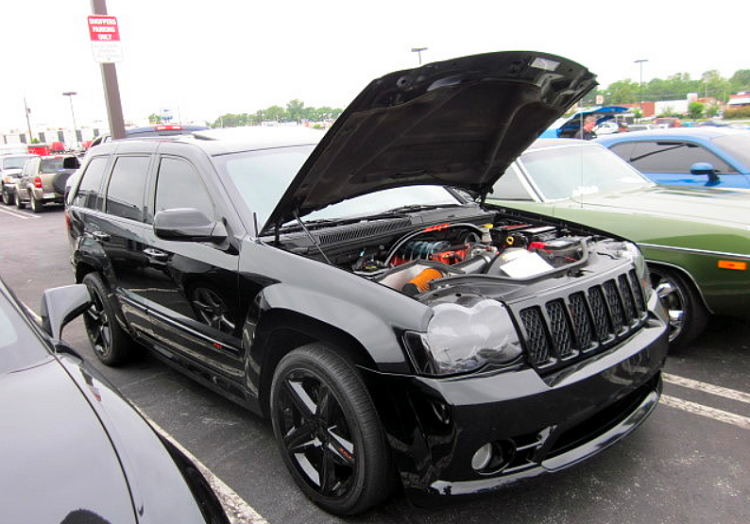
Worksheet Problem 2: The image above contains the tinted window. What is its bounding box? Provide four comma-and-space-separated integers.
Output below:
155, 157, 214, 219
712, 134, 750, 169
39, 157, 65, 174
0, 293, 49, 373
621, 141, 735, 174
106, 156, 150, 221
72, 157, 109, 210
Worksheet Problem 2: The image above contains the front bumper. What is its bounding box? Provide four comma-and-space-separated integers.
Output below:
361, 308, 667, 500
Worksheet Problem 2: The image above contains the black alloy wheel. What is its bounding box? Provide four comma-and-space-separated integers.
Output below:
270, 344, 392, 515
191, 286, 236, 334
649, 265, 709, 349
82, 273, 136, 366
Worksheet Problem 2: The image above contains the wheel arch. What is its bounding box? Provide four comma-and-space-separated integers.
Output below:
252, 308, 384, 417
646, 260, 713, 314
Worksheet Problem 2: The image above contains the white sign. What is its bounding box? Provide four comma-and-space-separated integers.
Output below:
88, 15, 123, 63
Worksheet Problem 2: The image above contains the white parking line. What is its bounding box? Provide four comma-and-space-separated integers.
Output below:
663, 373, 750, 405
136, 408, 268, 524
0, 206, 37, 219
661, 395, 750, 431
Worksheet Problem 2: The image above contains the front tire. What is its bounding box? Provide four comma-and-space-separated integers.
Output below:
1, 187, 14, 206
270, 344, 392, 515
15, 190, 26, 209
649, 265, 709, 349
82, 273, 136, 366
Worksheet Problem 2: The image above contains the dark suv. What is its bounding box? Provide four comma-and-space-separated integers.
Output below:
66, 51, 669, 515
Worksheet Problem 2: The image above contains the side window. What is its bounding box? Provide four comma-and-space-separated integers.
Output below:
154, 157, 214, 219
72, 156, 109, 210
625, 141, 735, 174
490, 164, 534, 201
105, 156, 150, 221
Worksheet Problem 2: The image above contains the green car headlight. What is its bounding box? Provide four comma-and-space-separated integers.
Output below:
404, 300, 523, 376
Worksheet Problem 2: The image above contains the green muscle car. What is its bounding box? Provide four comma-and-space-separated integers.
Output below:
486, 139, 750, 348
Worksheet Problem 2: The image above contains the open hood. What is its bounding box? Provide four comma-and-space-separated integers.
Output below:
264, 51, 597, 232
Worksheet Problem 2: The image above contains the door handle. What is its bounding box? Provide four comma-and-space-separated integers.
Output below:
143, 248, 169, 263
91, 231, 110, 242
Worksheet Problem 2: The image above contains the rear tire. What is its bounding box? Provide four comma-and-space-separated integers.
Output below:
82, 273, 137, 366
30, 193, 44, 213
649, 265, 709, 349
270, 344, 392, 515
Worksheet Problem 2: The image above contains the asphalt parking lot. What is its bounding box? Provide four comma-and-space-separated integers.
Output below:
2, 204, 749, 524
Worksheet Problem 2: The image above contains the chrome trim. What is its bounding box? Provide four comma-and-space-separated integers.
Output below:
640, 243, 750, 261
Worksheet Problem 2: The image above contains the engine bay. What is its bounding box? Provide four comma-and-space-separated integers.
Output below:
281, 208, 593, 298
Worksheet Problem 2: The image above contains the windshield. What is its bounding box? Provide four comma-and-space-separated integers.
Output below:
2, 156, 33, 170
518, 144, 650, 201
712, 134, 750, 169
216, 146, 461, 227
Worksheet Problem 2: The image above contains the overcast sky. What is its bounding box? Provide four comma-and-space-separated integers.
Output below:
2, 0, 746, 132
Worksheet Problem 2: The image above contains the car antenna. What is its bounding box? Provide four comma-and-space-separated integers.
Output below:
293, 210, 332, 265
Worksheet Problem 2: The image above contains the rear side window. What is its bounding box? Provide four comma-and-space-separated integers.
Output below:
155, 157, 214, 219
612, 141, 736, 174
72, 157, 109, 210
105, 156, 150, 221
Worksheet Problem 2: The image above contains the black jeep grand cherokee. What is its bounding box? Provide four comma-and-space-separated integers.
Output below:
67, 51, 668, 515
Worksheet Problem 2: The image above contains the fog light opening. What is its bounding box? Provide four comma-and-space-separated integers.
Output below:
471, 440, 516, 475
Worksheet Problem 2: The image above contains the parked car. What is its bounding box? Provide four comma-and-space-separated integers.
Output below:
14, 155, 80, 212
1, 153, 36, 205
487, 139, 750, 348
66, 51, 668, 515
597, 128, 750, 189
0, 277, 230, 524
539, 105, 628, 138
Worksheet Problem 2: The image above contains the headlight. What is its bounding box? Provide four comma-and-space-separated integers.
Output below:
404, 300, 523, 376
617, 241, 652, 300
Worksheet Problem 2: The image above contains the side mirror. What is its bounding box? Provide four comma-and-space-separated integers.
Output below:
40, 284, 91, 341
690, 162, 720, 184
154, 208, 228, 242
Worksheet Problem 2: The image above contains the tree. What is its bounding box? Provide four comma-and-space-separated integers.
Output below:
606, 80, 638, 104
263, 105, 286, 122
286, 99, 306, 123
688, 101, 704, 119
148, 113, 163, 124
729, 70, 750, 93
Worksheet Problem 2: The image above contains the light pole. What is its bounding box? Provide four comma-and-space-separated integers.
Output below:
634, 59, 648, 113
411, 47, 428, 65
62, 91, 78, 149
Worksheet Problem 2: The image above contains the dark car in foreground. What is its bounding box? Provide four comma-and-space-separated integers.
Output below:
0, 278, 229, 524
487, 139, 750, 348
597, 127, 750, 189
66, 51, 668, 515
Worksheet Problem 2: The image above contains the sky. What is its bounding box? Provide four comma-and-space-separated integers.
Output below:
1, 0, 747, 132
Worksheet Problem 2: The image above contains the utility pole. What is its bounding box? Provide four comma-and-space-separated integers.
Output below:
634, 59, 648, 112
90, 0, 126, 139
62, 92, 78, 148
24, 97, 33, 143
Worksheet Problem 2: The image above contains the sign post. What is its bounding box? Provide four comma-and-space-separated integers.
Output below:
89, 0, 125, 140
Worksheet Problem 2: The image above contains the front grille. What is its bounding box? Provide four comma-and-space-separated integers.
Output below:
517, 270, 647, 371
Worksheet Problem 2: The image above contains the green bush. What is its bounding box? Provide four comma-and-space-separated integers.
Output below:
723, 106, 750, 119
